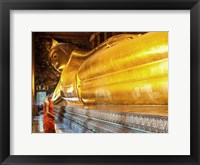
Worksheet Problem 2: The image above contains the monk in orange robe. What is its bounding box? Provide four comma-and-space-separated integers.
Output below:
43, 90, 56, 133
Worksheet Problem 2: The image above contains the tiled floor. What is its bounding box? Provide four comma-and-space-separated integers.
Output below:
32, 113, 92, 133
32, 114, 73, 133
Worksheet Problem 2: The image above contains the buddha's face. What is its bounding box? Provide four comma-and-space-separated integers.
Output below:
49, 43, 77, 73
50, 48, 69, 72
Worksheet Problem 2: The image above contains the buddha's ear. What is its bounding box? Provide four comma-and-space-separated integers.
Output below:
52, 38, 58, 47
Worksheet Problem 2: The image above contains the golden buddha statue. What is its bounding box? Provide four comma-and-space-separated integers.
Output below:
50, 32, 168, 106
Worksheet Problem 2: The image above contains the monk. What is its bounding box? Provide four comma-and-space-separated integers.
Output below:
43, 90, 56, 133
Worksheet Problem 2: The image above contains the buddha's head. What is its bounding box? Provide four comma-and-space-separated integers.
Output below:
49, 39, 78, 73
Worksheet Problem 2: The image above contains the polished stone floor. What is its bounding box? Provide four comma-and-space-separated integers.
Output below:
32, 114, 74, 133
32, 113, 92, 133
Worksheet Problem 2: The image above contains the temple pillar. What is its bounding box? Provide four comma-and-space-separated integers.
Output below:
97, 33, 101, 46
104, 32, 107, 41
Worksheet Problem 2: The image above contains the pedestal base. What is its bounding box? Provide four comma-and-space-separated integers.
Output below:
54, 105, 168, 133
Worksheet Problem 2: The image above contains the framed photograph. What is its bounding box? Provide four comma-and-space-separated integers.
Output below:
32, 31, 168, 134
0, 0, 199, 164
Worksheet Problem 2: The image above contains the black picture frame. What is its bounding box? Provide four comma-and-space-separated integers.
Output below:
0, 0, 199, 164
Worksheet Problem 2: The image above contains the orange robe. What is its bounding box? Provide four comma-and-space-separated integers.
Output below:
43, 100, 56, 133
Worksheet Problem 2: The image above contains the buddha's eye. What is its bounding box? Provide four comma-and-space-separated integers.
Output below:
52, 53, 57, 59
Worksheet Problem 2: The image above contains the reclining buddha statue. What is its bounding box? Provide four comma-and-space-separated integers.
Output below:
50, 32, 168, 106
